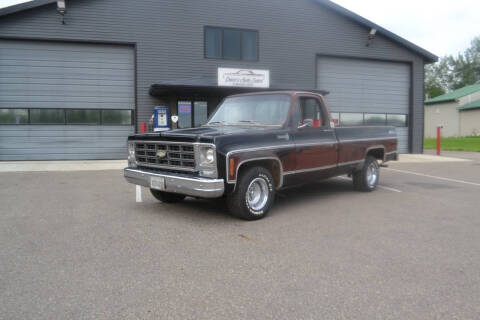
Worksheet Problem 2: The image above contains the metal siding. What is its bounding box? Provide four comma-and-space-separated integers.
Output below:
0, 0, 425, 154
0, 40, 134, 160
0, 40, 134, 109
0, 125, 133, 160
317, 56, 410, 153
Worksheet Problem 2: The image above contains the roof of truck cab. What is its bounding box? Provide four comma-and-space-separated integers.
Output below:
228, 90, 328, 98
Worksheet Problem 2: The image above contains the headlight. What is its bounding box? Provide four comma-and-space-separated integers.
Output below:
198, 146, 217, 178
200, 147, 216, 165
127, 141, 136, 167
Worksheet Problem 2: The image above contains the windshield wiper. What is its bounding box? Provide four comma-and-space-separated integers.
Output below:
237, 120, 262, 125
204, 121, 230, 126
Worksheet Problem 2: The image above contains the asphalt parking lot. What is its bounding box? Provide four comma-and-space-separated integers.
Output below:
1, 154, 480, 319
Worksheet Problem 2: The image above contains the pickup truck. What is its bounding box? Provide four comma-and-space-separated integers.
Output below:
124, 91, 398, 220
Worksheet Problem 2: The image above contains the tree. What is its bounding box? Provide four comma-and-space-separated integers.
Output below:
425, 36, 480, 99
450, 37, 480, 89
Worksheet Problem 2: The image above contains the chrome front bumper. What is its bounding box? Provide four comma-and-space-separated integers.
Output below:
124, 168, 225, 198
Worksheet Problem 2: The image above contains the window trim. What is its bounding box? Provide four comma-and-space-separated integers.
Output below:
204, 26, 259, 61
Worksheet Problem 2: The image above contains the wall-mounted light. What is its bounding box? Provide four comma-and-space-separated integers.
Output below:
57, 0, 66, 24
366, 28, 377, 47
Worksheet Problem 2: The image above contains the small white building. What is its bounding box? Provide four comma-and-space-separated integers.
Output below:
424, 84, 480, 137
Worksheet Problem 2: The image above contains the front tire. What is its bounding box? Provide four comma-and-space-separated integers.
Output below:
352, 155, 379, 192
150, 189, 186, 203
227, 167, 275, 220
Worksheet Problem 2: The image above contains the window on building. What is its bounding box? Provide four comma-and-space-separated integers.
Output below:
102, 110, 132, 125
205, 27, 222, 58
387, 114, 407, 127
178, 101, 193, 129
30, 109, 65, 124
193, 101, 208, 127
205, 26, 258, 61
339, 113, 363, 126
364, 113, 387, 126
66, 109, 101, 125
242, 31, 258, 61
223, 29, 242, 60
0, 109, 28, 124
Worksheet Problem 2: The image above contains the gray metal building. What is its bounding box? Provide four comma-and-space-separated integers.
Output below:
0, 0, 437, 160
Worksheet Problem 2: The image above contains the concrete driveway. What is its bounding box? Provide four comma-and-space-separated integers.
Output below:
1, 154, 479, 319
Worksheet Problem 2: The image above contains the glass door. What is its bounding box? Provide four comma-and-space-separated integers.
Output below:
177, 100, 208, 128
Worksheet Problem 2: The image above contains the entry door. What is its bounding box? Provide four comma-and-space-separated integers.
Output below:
293, 96, 337, 171
177, 101, 208, 128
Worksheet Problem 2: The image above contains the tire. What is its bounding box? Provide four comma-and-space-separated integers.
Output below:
352, 155, 380, 192
150, 189, 186, 203
226, 166, 276, 220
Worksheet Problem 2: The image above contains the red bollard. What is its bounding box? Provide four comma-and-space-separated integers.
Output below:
141, 122, 146, 133
436, 126, 441, 156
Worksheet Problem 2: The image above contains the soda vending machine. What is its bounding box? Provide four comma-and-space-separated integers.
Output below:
153, 106, 171, 132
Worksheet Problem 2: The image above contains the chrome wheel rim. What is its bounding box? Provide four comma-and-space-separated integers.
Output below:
366, 161, 379, 188
246, 177, 269, 212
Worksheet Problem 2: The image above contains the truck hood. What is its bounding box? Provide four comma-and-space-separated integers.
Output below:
129, 125, 285, 143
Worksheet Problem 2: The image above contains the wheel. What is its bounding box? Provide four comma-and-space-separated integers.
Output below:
150, 189, 186, 203
226, 166, 276, 220
352, 155, 379, 192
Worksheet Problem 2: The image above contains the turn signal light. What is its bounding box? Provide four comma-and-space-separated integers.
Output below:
229, 158, 235, 179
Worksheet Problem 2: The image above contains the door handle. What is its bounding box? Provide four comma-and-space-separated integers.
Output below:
276, 133, 290, 141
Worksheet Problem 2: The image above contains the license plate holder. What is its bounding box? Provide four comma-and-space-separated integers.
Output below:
150, 176, 166, 191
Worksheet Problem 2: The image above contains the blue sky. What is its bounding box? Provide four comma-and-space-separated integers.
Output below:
1, 0, 478, 58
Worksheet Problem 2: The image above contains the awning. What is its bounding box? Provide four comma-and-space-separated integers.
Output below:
149, 75, 328, 97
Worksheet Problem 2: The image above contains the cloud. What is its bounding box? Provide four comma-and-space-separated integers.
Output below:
332, 0, 479, 57
0, 0, 32, 9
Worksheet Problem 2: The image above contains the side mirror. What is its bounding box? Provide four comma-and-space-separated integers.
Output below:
298, 119, 313, 129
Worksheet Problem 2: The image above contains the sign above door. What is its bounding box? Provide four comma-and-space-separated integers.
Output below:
218, 68, 270, 88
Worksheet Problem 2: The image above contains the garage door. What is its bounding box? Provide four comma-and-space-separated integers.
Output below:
0, 40, 135, 160
317, 57, 410, 153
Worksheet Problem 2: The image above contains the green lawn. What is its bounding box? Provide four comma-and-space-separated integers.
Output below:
424, 136, 480, 152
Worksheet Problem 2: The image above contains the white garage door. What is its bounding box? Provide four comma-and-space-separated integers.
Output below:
0, 40, 135, 160
317, 56, 410, 153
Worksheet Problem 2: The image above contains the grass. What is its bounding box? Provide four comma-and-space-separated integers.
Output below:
424, 136, 480, 152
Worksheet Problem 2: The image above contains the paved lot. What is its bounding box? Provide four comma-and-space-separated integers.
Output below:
1, 155, 480, 319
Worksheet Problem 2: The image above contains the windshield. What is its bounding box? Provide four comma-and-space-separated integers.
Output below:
207, 94, 291, 126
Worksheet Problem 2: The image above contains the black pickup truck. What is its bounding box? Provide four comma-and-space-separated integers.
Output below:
125, 91, 398, 220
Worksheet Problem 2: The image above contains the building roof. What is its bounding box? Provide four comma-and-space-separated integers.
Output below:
425, 83, 480, 105
458, 98, 480, 111
0, 0, 438, 63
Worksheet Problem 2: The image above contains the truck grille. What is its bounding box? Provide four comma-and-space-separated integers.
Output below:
134, 142, 196, 171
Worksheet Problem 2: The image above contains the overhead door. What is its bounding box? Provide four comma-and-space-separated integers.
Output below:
0, 40, 135, 160
317, 56, 410, 153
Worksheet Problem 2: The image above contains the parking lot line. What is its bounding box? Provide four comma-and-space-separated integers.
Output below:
385, 168, 480, 187
337, 176, 402, 193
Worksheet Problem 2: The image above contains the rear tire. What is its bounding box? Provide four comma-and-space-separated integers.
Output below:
226, 167, 275, 220
150, 189, 186, 203
352, 155, 379, 192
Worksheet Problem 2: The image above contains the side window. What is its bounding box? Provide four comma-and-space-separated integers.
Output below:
298, 98, 324, 128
